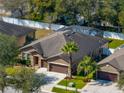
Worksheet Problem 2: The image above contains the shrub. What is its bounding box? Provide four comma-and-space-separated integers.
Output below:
17, 59, 30, 66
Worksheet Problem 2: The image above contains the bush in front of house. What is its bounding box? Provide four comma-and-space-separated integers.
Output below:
17, 59, 31, 66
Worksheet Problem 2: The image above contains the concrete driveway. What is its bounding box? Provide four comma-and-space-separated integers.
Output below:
36, 68, 66, 92
81, 80, 123, 93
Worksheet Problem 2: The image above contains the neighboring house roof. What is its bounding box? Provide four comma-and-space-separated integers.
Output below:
0, 21, 35, 37
21, 30, 108, 62
98, 48, 124, 71
57, 25, 103, 37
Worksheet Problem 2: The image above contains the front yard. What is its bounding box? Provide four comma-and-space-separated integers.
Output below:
58, 76, 86, 89
52, 76, 86, 93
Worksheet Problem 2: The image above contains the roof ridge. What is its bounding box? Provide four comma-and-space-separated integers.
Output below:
20, 31, 66, 49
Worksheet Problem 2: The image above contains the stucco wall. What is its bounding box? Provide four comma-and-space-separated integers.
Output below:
17, 35, 26, 46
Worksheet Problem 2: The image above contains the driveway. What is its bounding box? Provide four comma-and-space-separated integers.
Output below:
81, 80, 123, 93
36, 68, 66, 92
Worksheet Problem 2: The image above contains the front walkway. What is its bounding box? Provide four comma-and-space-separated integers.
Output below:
36, 68, 66, 92
55, 85, 81, 92
81, 80, 123, 93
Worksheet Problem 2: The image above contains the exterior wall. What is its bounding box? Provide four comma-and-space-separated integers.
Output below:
100, 64, 119, 74
27, 32, 34, 38
17, 36, 26, 46
48, 57, 69, 66
17, 32, 34, 47
99, 64, 120, 81
30, 54, 35, 66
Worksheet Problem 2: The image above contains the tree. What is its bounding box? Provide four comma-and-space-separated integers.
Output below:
0, 33, 19, 66
97, 0, 124, 31
14, 67, 45, 93
3, 0, 29, 17
0, 66, 7, 93
61, 41, 78, 78
118, 73, 124, 91
56, 0, 79, 25
27, 0, 56, 23
5, 67, 46, 93
77, 56, 98, 81
78, 0, 98, 26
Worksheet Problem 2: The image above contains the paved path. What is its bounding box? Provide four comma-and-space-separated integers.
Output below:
81, 80, 123, 93
0, 87, 52, 93
55, 85, 81, 92
36, 68, 66, 92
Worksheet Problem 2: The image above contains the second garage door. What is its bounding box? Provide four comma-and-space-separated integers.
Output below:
97, 71, 118, 81
49, 64, 68, 74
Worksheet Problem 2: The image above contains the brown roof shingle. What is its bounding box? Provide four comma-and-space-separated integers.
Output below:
98, 48, 124, 71
0, 21, 35, 37
21, 30, 108, 62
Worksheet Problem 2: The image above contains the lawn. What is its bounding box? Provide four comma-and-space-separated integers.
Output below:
35, 29, 54, 39
107, 38, 124, 49
52, 87, 79, 93
58, 76, 86, 89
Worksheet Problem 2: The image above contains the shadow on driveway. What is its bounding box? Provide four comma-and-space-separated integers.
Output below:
89, 80, 113, 86
44, 75, 59, 84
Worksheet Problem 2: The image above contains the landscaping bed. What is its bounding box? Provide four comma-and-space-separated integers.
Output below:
58, 76, 86, 89
52, 87, 79, 93
107, 38, 124, 48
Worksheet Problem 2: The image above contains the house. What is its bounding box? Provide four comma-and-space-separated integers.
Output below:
0, 21, 36, 46
98, 48, 124, 81
20, 30, 108, 74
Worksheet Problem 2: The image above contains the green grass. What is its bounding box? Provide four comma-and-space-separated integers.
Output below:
107, 38, 124, 48
52, 87, 79, 93
58, 76, 86, 89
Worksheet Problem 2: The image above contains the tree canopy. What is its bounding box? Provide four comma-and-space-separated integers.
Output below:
77, 56, 98, 80
0, 33, 19, 66
2, 0, 124, 27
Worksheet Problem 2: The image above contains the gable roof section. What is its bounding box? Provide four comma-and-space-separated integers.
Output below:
21, 30, 108, 61
0, 21, 35, 37
98, 48, 124, 71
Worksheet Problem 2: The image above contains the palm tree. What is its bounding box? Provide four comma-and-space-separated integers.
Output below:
77, 56, 98, 81
61, 41, 78, 78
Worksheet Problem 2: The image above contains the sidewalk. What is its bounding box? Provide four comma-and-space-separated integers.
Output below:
55, 85, 81, 92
